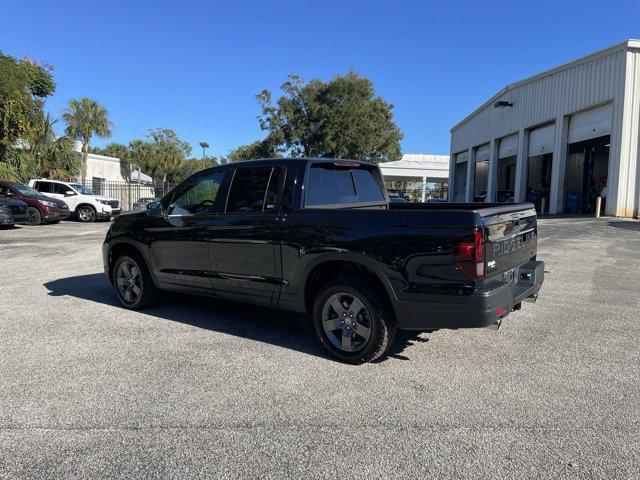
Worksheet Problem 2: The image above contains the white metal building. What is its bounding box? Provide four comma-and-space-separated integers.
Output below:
380, 154, 449, 201
449, 39, 640, 217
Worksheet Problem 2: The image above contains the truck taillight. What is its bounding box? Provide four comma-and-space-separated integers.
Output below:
453, 229, 485, 279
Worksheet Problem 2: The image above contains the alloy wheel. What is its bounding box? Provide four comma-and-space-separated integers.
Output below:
26, 208, 41, 225
116, 260, 142, 303
321, 292, 372, 352
78, 207, 95, 222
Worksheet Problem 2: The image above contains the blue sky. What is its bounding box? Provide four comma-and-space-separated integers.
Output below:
1, 0, 639, 157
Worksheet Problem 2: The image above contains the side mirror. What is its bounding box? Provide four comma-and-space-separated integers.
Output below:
65, 190, 76, 196
4, 191, 13, 197
146, 201, 165, 217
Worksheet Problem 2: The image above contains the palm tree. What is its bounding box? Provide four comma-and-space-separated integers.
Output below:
2, 112, 80, 181
128, 139, 153, 185
33, 113, 80, 179
62, 98, 113, 183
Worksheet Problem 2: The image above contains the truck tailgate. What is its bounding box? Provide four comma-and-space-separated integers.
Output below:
480, 205, 538, 282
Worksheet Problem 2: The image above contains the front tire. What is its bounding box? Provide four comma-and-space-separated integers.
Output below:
25, 207, 42, 225
312, 276, 397, 364
112, 254, 160, 309
77, 206, 97, 222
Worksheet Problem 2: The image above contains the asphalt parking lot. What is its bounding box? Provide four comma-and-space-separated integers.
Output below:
1, 217, 639, 479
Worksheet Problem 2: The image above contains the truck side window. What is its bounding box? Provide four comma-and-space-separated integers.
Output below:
226, 167, 272, 213
351, 168, 385, 202
305, 164, 357, 206
168, 170, 228, 216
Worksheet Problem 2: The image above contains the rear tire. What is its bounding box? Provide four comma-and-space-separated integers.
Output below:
312, 275, 397, 364
25, 207, 42, 225
112, 254, 160, 309
77, 206, 96, 222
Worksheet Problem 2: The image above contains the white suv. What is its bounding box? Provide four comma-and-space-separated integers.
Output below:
28, 179, 121, 222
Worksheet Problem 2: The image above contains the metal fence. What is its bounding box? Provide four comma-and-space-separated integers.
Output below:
384, 180, 448, 202
82, 180, 176, 212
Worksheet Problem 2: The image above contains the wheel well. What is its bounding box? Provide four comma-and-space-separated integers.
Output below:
304, 261, 392, 314
76, 203, 96, 212
107, 243, 143, 281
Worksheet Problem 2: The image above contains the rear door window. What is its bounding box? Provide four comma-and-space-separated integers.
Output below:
226, 166, 273, 213
305, 163, 384, 206
34, 181, 52, 193
53, 183, 69, 195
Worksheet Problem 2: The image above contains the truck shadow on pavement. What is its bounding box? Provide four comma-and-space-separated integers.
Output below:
606, 220, 640, 231
43, 273, 426, 363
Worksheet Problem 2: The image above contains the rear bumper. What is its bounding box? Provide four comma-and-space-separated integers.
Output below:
395, 260, 545, 330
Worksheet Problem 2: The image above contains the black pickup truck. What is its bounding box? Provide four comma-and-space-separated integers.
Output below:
103, 158, 544, 363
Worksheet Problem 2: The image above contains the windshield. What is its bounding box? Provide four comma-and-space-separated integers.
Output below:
11, 183, 42, 197
69, 184, 94, 195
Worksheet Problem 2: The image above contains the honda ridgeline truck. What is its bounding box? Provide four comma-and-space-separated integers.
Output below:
103, 158, 544, 363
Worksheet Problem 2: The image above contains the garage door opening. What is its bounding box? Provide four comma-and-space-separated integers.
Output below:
454, 161, 467, 202
526, 153, 553, 214
563, 135, 610, 214
496, 156, 516, 202
473, 160, 489, 201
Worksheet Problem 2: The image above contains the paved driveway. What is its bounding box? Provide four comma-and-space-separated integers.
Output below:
0, 217, 639, 478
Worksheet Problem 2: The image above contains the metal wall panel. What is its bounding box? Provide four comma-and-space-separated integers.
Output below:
528, 123, 556, 156
451, 49, 626, 153
498, 134, 518, 158
568, 103, 613, 143
476, 144, 490, 161
455, 151, 469, 164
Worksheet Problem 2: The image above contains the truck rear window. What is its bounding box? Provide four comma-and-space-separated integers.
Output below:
305, 164, 385, 206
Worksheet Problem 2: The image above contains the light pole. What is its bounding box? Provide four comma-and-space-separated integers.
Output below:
199, 141, 210, 170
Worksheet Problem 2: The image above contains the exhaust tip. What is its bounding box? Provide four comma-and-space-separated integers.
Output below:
486, 319, 502, 331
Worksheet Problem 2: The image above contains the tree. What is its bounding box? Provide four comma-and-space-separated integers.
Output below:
226, 135, 280, 163
146, 128, 191, 188
247, 72, 402, 163
128, 139, 154, 184
62, 97, 113, 184
0, 51, 56, 178
4, 112, 80, 181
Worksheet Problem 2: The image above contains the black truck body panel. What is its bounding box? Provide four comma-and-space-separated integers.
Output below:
103, 158, 544, 330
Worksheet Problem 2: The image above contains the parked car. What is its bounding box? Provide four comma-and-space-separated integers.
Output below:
133, 197, 159, 210
103, 158, 544, 364
0, 197, 29, 227
386, 189, 409, 203
28, 179, 120, 222
0, 181, 70, 225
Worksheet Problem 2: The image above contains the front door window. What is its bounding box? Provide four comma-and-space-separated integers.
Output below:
168, 170, 229, 216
